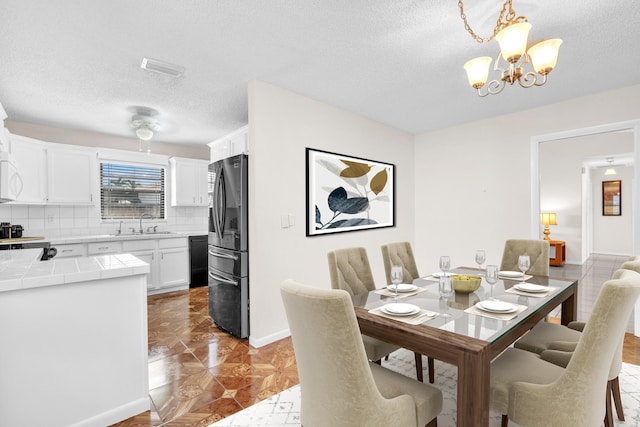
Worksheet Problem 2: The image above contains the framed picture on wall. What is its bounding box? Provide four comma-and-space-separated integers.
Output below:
306, 148, 395, 236
602, 180, 621, 216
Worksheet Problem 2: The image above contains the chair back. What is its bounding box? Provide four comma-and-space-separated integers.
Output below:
327, 247, 376, 295
511, 269, 640, 425
280, 279, 417, 426
500, 239, 550, 276
381, 241, 420, 284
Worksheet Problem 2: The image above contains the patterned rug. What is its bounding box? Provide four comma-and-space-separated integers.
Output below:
212, 348, 640, 426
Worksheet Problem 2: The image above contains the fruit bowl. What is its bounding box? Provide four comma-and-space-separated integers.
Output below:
452, 274, 482, 293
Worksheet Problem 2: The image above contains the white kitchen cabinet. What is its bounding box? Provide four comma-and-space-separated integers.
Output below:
208, 125, 248, 163
169, 157, 209, 206
46, 147, 96, 204
8, 135, 47, 203
158, 247, 189, 288
87, 241, 123, 255
130, 251, 155, 288
54, 243, 86, 258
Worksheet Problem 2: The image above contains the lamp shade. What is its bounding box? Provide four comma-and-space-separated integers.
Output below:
540, 212, 557, 226
135, 126, 154, 141
464, 56, 492, 89
528, 39, 562, 75
495, 22, 531, 63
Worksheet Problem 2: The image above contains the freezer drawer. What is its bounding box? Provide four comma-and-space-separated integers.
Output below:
208, 244, 247, 277
208, 267, 249, 339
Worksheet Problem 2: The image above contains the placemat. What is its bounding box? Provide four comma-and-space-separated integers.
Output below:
464, 302, 528, 321
368, 307, 439, 325
374, 286, 427, 298
505, 286, 558, 298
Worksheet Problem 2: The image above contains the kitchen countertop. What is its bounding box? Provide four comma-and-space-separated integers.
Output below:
0, 248, 150, 293
49, 230, 205, 245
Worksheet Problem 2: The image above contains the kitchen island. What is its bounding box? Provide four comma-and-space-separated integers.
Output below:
0, 249, 150, 427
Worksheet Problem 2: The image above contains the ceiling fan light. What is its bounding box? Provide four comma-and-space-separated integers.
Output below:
136, 127, 154, 141
464, 56, 492, 89
528, 39, 562, 75
495, 22, 531, 63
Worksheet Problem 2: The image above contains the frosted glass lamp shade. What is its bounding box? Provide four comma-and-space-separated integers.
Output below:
528, 39, 562, 75
135, 127, 154, 141
464, 56, 492, 89
495, 22, 531, 63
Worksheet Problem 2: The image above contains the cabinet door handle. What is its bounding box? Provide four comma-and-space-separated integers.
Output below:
98, 246, 109, 250
62, 249, 73, 253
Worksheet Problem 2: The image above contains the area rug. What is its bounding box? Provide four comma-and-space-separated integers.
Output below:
212, 348, 640, 426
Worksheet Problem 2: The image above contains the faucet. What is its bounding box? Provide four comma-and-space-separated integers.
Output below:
116, 221, 123, 235
139, 213, 153, 233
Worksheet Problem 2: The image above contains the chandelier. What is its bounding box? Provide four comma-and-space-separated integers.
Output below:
458, 0, 562, 97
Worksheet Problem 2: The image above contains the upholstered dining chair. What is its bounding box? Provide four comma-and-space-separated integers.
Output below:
513, 268, 629, 426
327, 247, 430, 383
499, 239, 550, 276
280, 279, 443, 427
381, 241, 435, 383
489, 268, 640, 427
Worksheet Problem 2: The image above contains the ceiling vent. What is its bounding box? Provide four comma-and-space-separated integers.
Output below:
140, 57, 184, 77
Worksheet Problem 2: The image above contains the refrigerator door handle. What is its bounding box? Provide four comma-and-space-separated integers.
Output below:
208, 249, 238, 260
208, 269, 238, 286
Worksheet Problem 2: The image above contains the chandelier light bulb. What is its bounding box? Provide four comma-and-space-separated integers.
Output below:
528, 39, 563, 75
495, 22, 531, 63
464, 57, 492, 89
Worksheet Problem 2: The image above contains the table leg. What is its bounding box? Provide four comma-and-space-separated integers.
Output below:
457, 349, 491, 426
560, 284, 578, 325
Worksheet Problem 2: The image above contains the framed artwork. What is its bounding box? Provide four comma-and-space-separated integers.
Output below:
306, 148, 395, 236
602, 180, 621, 216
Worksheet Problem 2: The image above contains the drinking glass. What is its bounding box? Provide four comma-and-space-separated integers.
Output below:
518, 255, 530, 284
485, 264, 499, 299
439, 275, 453, 317
475, 250, 486, 274
390, 265, 403, 301
439, 256, 451, 277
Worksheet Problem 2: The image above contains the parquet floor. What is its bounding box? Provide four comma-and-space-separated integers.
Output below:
114, 254, 640, 426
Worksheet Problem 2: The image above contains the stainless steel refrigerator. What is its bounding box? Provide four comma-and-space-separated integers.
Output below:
208, 154, 249, 338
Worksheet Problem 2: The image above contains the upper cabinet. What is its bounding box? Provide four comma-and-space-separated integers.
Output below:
169, 157, 209, 207
208, 125, 248, 163
9, 135, 96, 205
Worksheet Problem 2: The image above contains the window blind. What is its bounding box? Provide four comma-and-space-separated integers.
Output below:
100, 162, 165, 220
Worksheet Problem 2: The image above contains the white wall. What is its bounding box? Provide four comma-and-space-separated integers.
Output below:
592, 165, 634, 254
414, 85, 640, 273
539, 133, 633, 262
247, 80, 415, 346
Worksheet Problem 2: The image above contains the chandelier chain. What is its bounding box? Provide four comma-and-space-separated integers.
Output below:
457, 0, 528, 44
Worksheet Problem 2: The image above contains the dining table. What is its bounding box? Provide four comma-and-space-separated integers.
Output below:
353, 267, 579, 427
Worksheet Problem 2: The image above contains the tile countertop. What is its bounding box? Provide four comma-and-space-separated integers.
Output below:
48, 230, 206, 245
0, 248, 150, 293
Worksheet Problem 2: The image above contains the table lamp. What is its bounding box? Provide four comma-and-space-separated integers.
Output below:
540, 212, 557, 241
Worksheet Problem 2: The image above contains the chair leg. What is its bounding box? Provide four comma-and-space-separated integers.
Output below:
610, 376, 625, 421
374, 359, 382, 365
501, 414, 509, 427
414, 352, 424, 382
426, 417, 437, 427
428, 356, 435, 384
604, 381, 614, 427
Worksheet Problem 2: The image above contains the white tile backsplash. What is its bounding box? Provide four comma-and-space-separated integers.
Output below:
0, 204, 208, 238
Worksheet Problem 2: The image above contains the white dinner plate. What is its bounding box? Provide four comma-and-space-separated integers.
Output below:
387, 283, 418, 293
514, 283, 549, 293
499, 271, 523, 278
381, 303, 420, 316
476, 300, 518, 313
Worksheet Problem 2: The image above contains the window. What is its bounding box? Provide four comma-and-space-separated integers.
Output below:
100, 162, 165, 220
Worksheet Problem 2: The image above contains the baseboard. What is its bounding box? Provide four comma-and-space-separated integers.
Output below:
69, 397, 149, 427
249, 328, 290, 348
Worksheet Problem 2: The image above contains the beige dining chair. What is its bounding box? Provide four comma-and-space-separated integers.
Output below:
381, 241, 435, 383
280, 279, 443, 427
499, 239, 550, 276
327, 247, 430, 383
513, 268, 630, 425
489, 268, 640, 427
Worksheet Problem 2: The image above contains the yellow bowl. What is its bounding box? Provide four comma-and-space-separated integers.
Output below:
452, 274, 482, 293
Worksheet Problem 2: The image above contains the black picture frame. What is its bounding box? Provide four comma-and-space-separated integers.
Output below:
306, 148, 395, 236
602, 180, 621, 216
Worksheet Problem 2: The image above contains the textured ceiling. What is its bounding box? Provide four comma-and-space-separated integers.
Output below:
0, 0, 639, 147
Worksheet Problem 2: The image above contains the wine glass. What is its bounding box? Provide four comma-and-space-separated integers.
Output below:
438, 275, 453, 317
475, 250, 486, 274
439, 256, 451, 277
390, 265, 403, 301
485, 264, 499, 300
518, 255, 530, 284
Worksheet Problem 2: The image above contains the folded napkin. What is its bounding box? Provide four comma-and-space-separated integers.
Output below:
368, 307, 439, 325
505, 286, 558, 298
499, 273, 533, 281
374, 286, 427, 299
464, 302, 527, 321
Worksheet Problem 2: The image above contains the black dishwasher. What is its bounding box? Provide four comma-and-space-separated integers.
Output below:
189, 235, 208, 288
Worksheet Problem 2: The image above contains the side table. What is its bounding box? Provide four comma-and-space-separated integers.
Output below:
549, 240, 566, 266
